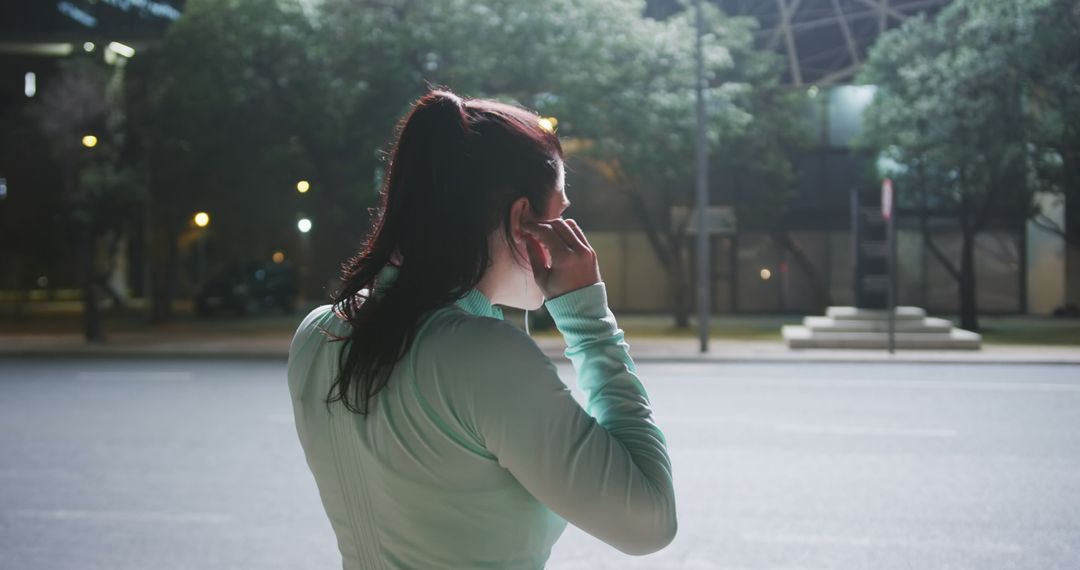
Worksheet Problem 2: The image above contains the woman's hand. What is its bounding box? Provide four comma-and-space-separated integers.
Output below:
522, 218, 602, 300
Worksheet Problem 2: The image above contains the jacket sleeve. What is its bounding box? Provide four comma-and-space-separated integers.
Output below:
455, 282, 677, 555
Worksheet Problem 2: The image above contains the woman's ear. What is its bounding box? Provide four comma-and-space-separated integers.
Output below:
510, 196, 532, 244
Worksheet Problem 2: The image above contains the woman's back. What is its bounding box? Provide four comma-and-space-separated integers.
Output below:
288, 264, 675, 569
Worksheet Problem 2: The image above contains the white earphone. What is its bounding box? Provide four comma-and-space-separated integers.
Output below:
522, 235, 530, 336
517, 230, 530, 337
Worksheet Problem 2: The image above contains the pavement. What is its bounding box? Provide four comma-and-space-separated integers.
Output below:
2, 300, 1079, 363
2, 324, 1079, 364
3, 357, 1079, 569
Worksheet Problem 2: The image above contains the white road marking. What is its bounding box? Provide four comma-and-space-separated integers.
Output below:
675, 375, 1080, 393
0, 468, 81, 480
7, 509, 232, 524
265, 413, 294, 424
740, 532, 1023, 554
76, 371, 193, 382
773, 424, 958, 438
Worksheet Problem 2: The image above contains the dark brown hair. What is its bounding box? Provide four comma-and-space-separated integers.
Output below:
327, 88, 563, 415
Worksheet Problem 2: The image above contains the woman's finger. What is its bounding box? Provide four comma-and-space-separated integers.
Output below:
522, 221, 574, 259
565, 219, 590, 248
546, 218, 587, 252
524, 232, 550, 272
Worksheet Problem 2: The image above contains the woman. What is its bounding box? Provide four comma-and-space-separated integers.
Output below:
287, 89, 676, 569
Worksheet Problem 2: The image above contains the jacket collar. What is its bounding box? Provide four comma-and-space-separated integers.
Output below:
373, 264, 504, 320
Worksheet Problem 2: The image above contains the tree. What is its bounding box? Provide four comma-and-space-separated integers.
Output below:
126, 0, 320, 320
709, 24, 818, 310
1020, 0, 1080, 248
515, 3, 772, 325
126, 0, 799, 325
34, 57, 140, 341
858, 0, 1076, 330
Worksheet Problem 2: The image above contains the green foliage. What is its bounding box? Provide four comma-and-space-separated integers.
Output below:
858, 0, 1080, 328
33, 56, 142, 234
859, 0, 1078, 227
129, 0, 797, 240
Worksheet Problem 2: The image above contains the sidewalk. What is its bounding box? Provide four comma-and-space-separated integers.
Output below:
3, 327, 1079, 364
3, 302, 1079, 364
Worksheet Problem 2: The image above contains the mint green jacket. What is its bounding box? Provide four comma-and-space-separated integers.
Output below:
287, 265, 676, 569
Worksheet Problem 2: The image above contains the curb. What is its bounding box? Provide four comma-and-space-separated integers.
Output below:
3, 346, 1079, 366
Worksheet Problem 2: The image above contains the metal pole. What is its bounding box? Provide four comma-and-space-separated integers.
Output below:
887, 193, 896, 354
694, 0, 711, 353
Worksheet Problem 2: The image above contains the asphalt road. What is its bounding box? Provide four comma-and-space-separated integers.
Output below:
1, 357, 1077, 570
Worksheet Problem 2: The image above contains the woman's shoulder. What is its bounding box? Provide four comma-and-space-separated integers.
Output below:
288, 302, 543, 369
289, 304, 346, 356
423, 309, 553, 378
427, 307, 527, 346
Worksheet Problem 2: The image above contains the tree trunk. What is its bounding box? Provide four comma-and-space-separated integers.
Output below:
79, 229, 105, 343
771, 229, 831, 311
958, 227, 979, 332
669, 234, 690, 328
148, 216, 178, 324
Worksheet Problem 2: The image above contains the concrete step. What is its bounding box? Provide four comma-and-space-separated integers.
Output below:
782, 325, 981, 350
825, 306, 927, 321
803, 316, 954, 333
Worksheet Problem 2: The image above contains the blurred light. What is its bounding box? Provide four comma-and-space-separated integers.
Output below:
538, 117, 558, 133
58, 2, 96, 27
108, 41, 135, 58
83, 41, 95, 52
833, 84, 877, 114
24, 72, 36, 97
297, 218, 312, 233
81, 135, 98, 148
37, 276, 48, 288
760, 268, 772, 281
0, 177, 6, 200
807, 85, 819, 98
194, 212, 210, 228
848, 84, 877, 107
296, 180, 310, 193
272, 251, 285, 264
876, 151, 908, 178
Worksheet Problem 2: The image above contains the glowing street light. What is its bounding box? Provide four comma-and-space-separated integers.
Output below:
296, 180, 310, 193
759, 268, 772, 281
297, 218, 312, 233
81, 135, 98, 148
193, 212, 210, 228
108, 41, 135, 58
83, 42, 95, 52
272, 251, 286, 264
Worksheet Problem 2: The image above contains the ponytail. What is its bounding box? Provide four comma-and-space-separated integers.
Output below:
327, 87, 562, 415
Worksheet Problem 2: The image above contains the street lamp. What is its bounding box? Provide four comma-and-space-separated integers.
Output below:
693, 0, 711, 353
107, 42, 135, 58
296, 218, 312, 304
193, 212, 210, 286
296, 180, 310, 193
81, 135, 98, 148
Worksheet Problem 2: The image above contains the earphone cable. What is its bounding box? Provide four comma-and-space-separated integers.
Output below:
523, 267, 530, 336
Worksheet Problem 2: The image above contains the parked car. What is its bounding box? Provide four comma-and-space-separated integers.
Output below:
195, 261, 298, 317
